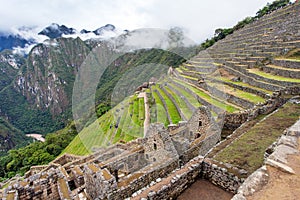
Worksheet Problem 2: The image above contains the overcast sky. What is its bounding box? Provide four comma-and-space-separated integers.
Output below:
0, 0, 275, 42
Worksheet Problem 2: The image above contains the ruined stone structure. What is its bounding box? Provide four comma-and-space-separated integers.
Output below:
1, 107, 221, 200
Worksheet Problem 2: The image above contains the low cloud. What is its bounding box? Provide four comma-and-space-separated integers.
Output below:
1, 0, 274, 43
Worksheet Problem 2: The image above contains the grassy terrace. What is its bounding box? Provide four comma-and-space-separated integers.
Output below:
276, 58, 300, 62
155, 85, 181, 124
113, 104, 130, 143
117, 96, 143, 141
164, 84, 193, 120
178, 73, 198, 81
177, 66, 208, 75
152, 89, 169, 126
63, 111, 113, 155
63, 97, 143, 155
208, 81, 265, 104
217, 77, 273, 95
248, 68, 300, 83
172, 78, 241, 113
214, 102, 300, 174
267, 64, 300, 72
131, 96, 141, 126
139, 98, 145, 125
147, 89, 157, 124
167, 82, 201, 109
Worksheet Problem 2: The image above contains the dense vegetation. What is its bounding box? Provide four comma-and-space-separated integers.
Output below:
0, 117, 30, 157
201, 0, 291, 49
0, 123, 77, 181
0, 86, 66, 134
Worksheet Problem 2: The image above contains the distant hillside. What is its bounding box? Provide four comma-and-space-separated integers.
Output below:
0, 117, 30, 156
0, 34, 191, 154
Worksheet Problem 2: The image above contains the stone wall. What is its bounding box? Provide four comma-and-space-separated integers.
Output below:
221, 65, 283, 91
133, 156, 244, 200
262, 65, 300, 79
211, 78, 269, 98
202, 159, 244, 193
272, 59, 300, 69
3, 168, 62, 200
223, 86, 298, 130
108, 159, 179, 200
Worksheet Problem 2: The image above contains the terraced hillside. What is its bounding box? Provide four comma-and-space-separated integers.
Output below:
64, 1, 300, 155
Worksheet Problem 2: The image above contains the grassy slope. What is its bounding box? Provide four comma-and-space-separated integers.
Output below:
248, 68, 300, 83
214, 102, 300, 174
164, 85, 193, 119
208, 82, 265, 104
172, 78, 240, 113
152, 90, 169, 126
63, 95, 145, 155
155, 86, 181, 124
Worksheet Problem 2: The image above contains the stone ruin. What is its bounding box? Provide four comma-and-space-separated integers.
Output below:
0, 106, 222, 200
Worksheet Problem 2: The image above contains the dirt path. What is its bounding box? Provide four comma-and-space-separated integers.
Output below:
177, 179, 233, 200
248, 138, 300, 200
138, 92, 150, 136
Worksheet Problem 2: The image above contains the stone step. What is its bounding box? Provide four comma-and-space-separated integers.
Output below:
179, 65, 216, 75
221, 65, 283, 91
171, 76, 242, 113
273, 59, 300, 69
210, 76, 272, 98
246, 68, 300, 87
262, 65, 300, 79
205, 81, 256, 109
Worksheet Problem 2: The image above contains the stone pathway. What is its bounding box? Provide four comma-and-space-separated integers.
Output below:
137, 92, 150, 136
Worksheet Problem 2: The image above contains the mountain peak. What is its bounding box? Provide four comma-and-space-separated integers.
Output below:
38, 23, 76, 39
93, 24, 116, 35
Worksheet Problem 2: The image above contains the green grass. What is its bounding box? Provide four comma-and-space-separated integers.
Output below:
167, 82, 201, 108
63, 97, 143, 155
178, 66, 208, 74
218, 77, 273, 95
155, 86, 181, 124
112, 104, 129, 143
139, 97, 145, 126
208, 82, 265, 104
214, 102, 300, 174
179, 74, 198, 81
148, 91, 157, 123
132, 97, 140, 125
164, 85, 193, 119
172, 78, 240, 113
152, 89, 169, 126
248, 68, 300, 83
